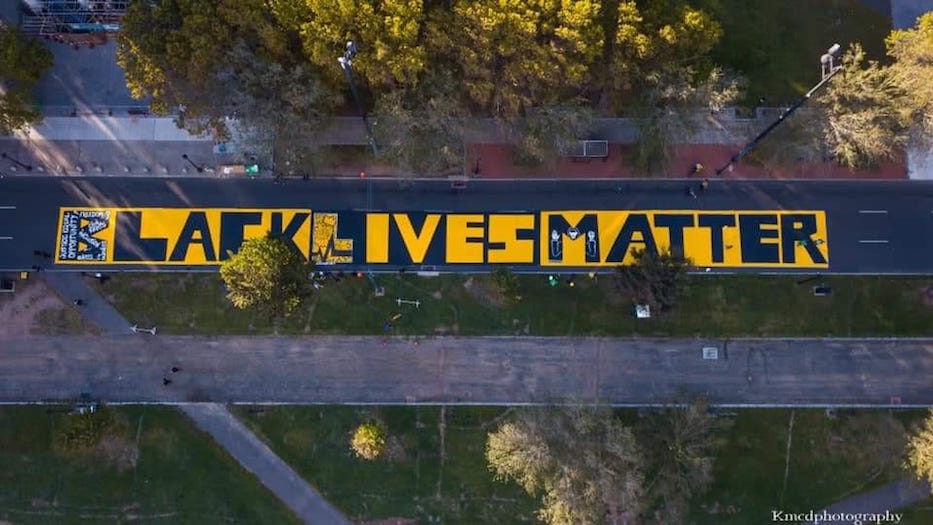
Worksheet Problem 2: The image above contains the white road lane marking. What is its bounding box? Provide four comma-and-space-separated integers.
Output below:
858, 210, 887, 214
0, 236, 12, 240
0, 205, 16, 210
858, 240, 889, 244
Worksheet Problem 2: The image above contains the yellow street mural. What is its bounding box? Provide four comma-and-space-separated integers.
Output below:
56, 208, 829, 269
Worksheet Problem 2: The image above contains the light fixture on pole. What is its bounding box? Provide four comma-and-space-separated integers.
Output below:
715, 43, 843, 176
338, 40, 378, 156
181, 154, 203, 173
2, 152, 32, 171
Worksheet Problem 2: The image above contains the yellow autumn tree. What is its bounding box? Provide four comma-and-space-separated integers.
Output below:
296, 0, 426, 88
907, 409, 933, 490
450, 0, 604, 118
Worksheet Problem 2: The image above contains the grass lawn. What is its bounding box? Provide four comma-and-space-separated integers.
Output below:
691, 408, 925, 524
96, 272, 933, 337
232, 405, 537, 524
901, 496, 933, 525
234, 405, 925, 524
699, 0, 892, 105
0, 406, 299, 525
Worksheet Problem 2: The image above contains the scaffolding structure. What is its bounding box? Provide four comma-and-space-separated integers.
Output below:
19, 1, 127, 39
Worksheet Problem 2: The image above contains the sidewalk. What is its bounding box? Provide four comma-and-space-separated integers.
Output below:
0, 114, 911, 180
180, 403, 350, 525
807, 477, 931, 524
39, 272, 133, 335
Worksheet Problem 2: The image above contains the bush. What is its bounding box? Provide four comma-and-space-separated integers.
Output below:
614, 249, 691, 312
351, 421, 387, 461
491, 268, 523, 302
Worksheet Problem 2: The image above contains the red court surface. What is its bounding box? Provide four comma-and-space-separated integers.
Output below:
466, 143, 907, 180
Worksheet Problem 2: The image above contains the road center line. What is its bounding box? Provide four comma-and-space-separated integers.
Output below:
858, 210, 887, 214
858, 239, 889, 244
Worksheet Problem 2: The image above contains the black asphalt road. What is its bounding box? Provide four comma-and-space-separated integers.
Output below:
1, 177, 932, 273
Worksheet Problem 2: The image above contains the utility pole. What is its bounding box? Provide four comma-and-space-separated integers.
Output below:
338, 41, 378, 156
715, 44, 843, 176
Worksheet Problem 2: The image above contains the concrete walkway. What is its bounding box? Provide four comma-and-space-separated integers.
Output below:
39, 272, 133, 335
0, 336, 930, 405
180, 403, 350, 525
807, 477, 931, 524
32, 276, 349, 524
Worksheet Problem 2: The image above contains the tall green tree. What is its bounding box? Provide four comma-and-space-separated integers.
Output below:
512, 100, 596, 166
0, 26, 53, 134
373, 69, 467, 176
217, 42, 341, 162
634, 66, 743, 173
486, 405, 644, 524
117, 0, 325, 139
609, 2, 722, 104
220, 234, 314, 320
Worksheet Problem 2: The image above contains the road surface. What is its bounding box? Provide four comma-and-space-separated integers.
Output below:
0, 336, 930, 406
1, 177, 932, 273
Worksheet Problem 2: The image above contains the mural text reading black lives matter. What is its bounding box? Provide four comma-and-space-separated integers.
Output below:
56, 208, 829, 269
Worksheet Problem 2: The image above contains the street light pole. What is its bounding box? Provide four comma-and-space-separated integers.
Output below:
715, 44, 843, 176
2, 152, 32, 171
181, 154, 203, 173
338, 41, 378, 156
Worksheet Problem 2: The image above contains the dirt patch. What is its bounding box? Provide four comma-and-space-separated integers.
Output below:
463, 276, 507, 309
433, 324, 459, 335
383, 435, 406, 463
130, 277, 159, 292
95, 434, 139, 473
0, 278, 88, 337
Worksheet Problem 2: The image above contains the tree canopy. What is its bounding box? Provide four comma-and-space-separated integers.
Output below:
0, 26, 53, 134
219, 234, 314, 320
614, 248, 692, 312
885, 12, 933, 149
373, 68, 467, 176
819, 44, 909, 168
117, 0, 333, 140
636, 398, 730, 523
294, 0, 426, 89
450, 0, 604, 118
814, 14, 933, 167
486, 405, 644, 524
907, 409, 933, 491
